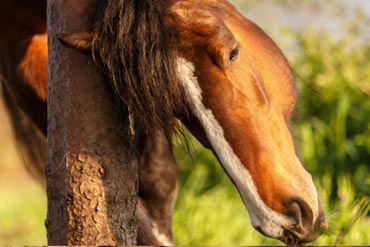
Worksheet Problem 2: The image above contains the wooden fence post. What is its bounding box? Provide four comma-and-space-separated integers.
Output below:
46, 1, 138, 245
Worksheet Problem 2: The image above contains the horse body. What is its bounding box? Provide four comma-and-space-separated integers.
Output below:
0, 0, 327, 245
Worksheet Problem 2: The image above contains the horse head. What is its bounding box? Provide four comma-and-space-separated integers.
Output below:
58, 0, 327, 244
170, 0, 328, 244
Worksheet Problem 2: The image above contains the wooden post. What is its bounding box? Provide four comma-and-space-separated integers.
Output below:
46, 1, 138, 245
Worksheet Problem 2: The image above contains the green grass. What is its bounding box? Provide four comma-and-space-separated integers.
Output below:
1, 99, 369, 241
0, 133, 368, 246
173, 137, 370, 245
0, 174, 46, 245
0, 104, 47, 245
315, 176, 370, 245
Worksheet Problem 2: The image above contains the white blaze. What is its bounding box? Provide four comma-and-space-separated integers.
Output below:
176, 57, 296, 238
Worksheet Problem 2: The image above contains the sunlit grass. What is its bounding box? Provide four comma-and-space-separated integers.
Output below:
173, 137, 370, 245
0, 130, 368, 245
0, 104, 47, 245
174, 183, 281, 245
313, 176, 370, 245
0, 172, 46, 245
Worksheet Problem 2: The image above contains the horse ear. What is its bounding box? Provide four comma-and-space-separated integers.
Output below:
56, 32, 94, 52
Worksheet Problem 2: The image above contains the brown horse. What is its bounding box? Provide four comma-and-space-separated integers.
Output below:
0, 0, 327, 245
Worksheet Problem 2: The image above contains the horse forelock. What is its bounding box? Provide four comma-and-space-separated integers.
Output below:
94, 0, 188, 142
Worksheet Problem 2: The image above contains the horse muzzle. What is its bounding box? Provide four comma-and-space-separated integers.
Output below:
280, 202, 328, 245
252, 195, 328, 245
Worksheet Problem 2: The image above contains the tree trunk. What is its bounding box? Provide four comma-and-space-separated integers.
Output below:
46, 1, 138, 245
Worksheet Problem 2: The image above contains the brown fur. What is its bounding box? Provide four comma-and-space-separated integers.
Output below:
172, 0, 300, 214
168, 1, 326, 244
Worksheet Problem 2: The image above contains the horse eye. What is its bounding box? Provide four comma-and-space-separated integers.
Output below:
229, 46, 239, 64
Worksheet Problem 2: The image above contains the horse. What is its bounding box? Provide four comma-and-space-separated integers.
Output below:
0, 0, 328, 245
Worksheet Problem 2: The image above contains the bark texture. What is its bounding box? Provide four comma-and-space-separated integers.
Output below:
46, 1, 138, 245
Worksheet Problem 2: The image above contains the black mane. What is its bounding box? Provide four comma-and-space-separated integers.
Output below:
94, 0, 187, 142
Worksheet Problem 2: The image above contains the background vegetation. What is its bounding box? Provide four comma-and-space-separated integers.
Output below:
0, 0, 369, 245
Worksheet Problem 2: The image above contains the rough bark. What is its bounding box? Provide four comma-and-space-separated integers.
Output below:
46, 1, 138, 245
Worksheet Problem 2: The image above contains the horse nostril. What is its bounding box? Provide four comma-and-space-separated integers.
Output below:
286, 198, 314, 230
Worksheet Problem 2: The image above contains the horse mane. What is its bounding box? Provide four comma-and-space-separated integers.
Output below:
94, 0, 187, 143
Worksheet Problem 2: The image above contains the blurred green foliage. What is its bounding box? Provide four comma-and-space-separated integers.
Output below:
291, 30, 370, 199
0, 176, 46, 245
